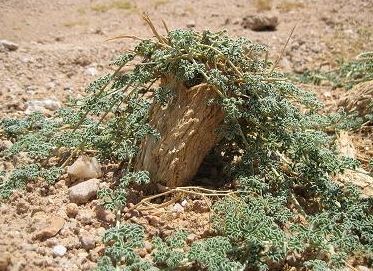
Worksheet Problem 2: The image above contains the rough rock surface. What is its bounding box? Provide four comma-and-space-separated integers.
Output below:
79, 231, 96, 250
0, 39, 19, 51
66, 203, 79, 218
34, 215, 65, 240
242, 14, 279, 31
69, 179, 100, 204
67, 156, 102, 181
0, 254, 10, 271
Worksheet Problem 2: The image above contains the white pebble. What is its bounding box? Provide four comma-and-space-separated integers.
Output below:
172, 203, 184, 213
180, 199, 188, 207
52, 245, 67, 257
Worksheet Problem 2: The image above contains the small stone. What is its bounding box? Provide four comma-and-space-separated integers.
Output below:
67, 156, 102, 181
76, 209, 95, 225
69, 179, 100, 204
46, 81, 56, 90
129, 209, 140, 217
45, 239, 58, 248
90, 28, 104, 35
161, 229, 173, 237
192, 200, 210, 213
55, 179, 66, 189
16, 200, 28, 214
95, 205, 115, 223
148, 227, 160, 238
34, 216, 65, 240
23, 243, 37, 251
186, 20, 196, 28
138, 248, 147, 258
186, 233, 197, 244
0, 253, 10, 271
242, 14, 279, 31
144, 241, 153, 253
66, 203, 79, 218
0, 140, 12, 152
81, 262, 96, 271
356, 266, 370, 271
0, 39, 19, 51
232, 18, 241, 25
172, 203, 184, 213
322, 91, 332, 97
89, 245, 105, 262
13, 151, 33, 166
145, 215, 162, 226
79, 232, 96, 250
84, 66, 98, 76
36, 246, 48, 256
52, 245, 67, 257
130, 216, 140, 223
25, 99, 61, 114
180, 199, 188, 207
26, 182, 34, 192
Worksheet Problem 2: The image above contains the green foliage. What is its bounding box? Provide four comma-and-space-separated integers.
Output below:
152, 230, 188, 269
293, 52, 372, 129
188, 237, 243, 271
1, 25, 371, 271
96, 223, 158, 271
296, 51, 373, 89
0, 164, 39, 198
98, 171, 150, 211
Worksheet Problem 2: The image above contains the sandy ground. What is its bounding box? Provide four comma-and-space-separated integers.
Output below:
0, 0, 372, 270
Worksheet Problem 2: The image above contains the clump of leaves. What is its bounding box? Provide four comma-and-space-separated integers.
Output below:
1, 17, 372, 271
297, 51, 373, 89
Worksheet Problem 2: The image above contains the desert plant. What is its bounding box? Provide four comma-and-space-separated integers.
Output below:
1, 17, 372, 270
297, 52, 373, 89
295, 52, 373, 126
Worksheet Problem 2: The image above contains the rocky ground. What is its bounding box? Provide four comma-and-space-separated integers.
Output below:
0, 0, 372, 270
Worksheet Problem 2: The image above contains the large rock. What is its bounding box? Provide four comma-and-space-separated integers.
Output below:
67, 156, 102, 181
0, 39, 19, 51
69, 179, 100, 204
242, 14, 279, 31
